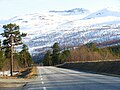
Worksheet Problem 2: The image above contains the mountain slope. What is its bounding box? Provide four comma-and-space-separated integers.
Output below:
0, 8, 120, 56
83, 7, 120, 19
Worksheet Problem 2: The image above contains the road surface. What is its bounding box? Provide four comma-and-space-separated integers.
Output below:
22, 66, 120, 90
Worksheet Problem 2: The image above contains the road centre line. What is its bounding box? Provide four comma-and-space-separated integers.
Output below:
41, 78, 43, 80
43, 87, 47, 90
41, 81, 44, 84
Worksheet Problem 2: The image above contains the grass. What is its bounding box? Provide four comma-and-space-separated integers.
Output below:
26, 66, 38, 79
16, 66, 38, 79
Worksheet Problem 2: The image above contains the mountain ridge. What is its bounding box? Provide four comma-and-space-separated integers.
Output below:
0, 7, 120, 57
49, 8, 90, 15
83, 7, 120, 20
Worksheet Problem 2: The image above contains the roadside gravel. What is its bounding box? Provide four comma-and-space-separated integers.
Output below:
0, 78, 32, 87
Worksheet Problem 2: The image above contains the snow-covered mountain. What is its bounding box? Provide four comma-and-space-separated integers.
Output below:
49, 8, 90, 15
83, 7, 120, 19
0, 8, 120, 57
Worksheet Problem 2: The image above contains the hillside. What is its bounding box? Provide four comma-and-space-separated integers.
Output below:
0, 7, 120, 58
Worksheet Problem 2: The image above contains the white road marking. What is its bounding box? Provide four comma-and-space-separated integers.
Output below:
41, 81, 44, 84
28, 87, 43, 90
41, 78, 43, 80
43, 87, 47, 90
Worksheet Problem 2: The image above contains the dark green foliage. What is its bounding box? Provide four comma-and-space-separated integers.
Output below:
52, 43, 60, 65
43, 50, 52, 66
27, 52, 33, 66
52, 43, 59, 54
0, 51, 4, 70
108, 45, 120, 56
62, 50, 70, 58
0, 23, 32, 76
68, 42, 120, 62
22, 44, 28, 51
59, 50, 70, 64
0, 40, 4, 70
19, 44, 33, 68
4, 47, 11, 58
1, 23, 27, 76
85, 42, 99, 52
0, 40, 2, 51
1, 23, 25, 46
43, 43, 70, 66
43, 42, 120, 66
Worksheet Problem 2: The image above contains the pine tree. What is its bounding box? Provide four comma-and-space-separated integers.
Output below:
0, 40, 2, 51
20, 44, 32, 68
52, 43, 60, 65
0, 40, 4, 70
0, 51, 4, 70
3, 39, 10, 58
43, 50, 52, 66
1, 23, 26, 76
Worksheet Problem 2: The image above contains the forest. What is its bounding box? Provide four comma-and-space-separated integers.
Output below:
43, 42, 120, 66
0, 23, 33, 76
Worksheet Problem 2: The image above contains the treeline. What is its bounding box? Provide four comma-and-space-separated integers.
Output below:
0, 23, 33, 76
68, 43, 120, 62
43, 42, 120, 65
43, 43, 70, 66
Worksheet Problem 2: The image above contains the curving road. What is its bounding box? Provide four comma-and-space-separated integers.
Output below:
22, 66, 120, 90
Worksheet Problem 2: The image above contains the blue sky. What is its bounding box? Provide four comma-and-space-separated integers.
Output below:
0, 0, 120, 19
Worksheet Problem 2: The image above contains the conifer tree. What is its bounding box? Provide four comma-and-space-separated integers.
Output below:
52, 43, 60, 65
1, 23, 26, 76
20, 44, 32, 67
0, 40, 1, 51
0, 40, 4, 70
43, 50, 52, 66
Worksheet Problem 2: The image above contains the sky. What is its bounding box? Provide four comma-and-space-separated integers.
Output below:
0, 0, 120, 19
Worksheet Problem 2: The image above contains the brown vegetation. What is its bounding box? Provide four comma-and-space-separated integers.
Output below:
67, 43, 119, 62
16, 66, 37, 79
26, 66, 38, 78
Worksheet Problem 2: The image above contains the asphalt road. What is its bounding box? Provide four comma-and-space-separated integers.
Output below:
21, 66, 120, 90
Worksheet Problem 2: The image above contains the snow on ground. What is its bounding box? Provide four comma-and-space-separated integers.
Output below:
0, 71, 19, 77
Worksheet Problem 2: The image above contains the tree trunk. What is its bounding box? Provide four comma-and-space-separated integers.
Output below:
10, 46, 13, 76
10, 35, 13, 76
